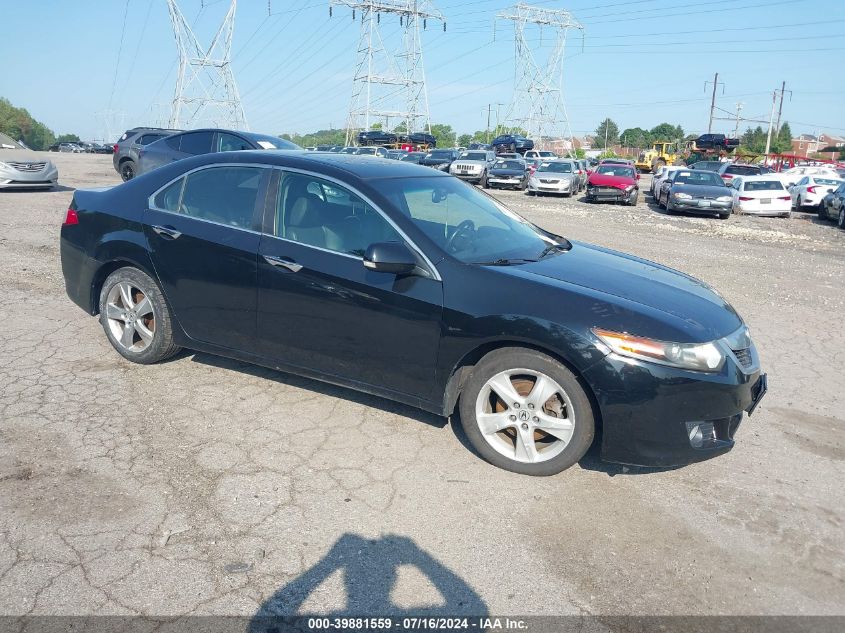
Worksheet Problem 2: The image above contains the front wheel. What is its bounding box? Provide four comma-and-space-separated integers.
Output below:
99, 267, 181, 364
480, 171, 489, 188
459, 348, 595, 476
839, 208, 845, 229
718, 212, 730, 219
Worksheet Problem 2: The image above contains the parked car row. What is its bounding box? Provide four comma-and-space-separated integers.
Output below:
48, 141, 113, 154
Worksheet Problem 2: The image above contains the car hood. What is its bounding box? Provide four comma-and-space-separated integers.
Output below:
0, 148, 43, 162
588, 173, 636, 188
511, 241, 741, 341
489, 168, 525, 176
534, 172, 576, 179
670, 183, 731, 197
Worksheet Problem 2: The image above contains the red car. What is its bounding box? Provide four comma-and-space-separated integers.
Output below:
585, 163, 640, 205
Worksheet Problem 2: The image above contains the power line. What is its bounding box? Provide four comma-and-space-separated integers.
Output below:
106, 0, 131, 112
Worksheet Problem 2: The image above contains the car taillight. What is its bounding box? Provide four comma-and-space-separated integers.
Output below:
738, 196, 753, 201
63, 208, 79, 225
777, 195, 791, 200
807, 186, 816, 193
722, 174, 733, 179
113, 144, 118, 153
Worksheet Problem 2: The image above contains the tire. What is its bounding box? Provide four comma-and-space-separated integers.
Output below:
526, 190, 535, 196
718, 212, 730, 219
839, 208, 845, 229
628, 191, 638, 206
819, 204, 828, 221
458, 348, 595, 476
481, 170, 489, 189
120, 160, 136, 182
519, 180, 527, 191
98, 267, 181, 364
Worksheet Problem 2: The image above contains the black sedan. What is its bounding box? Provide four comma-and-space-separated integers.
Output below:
420, 149, 459, 171
137, 128, 300, 176
658, 169, 735, 219
486, 158, 528, 190
60, 151, 766, 475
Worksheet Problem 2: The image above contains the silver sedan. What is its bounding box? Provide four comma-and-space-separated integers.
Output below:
0, 148, 58, 190
527, 160, 579, 196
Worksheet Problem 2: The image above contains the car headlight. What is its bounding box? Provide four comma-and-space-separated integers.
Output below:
592, 328, 725, 372
716, 195, 732, 202
624, 184, 635, 192
673, 192, 692, 199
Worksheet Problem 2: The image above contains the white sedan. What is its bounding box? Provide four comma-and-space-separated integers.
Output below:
650, 165, 683, 197
776, 166, 839, 188
728, 176, 792, 217
789, 175, 845, 210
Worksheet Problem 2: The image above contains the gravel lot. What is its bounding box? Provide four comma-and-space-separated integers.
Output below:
0, 152, 843, 619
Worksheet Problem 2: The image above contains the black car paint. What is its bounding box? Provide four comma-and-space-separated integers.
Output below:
61, 151, 763, 467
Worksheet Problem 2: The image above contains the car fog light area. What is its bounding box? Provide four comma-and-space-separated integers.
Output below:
592, 328, 725, 372
687, 421, 716, 448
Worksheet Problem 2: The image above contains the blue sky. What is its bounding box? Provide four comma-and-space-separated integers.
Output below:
2, 0, 843, 141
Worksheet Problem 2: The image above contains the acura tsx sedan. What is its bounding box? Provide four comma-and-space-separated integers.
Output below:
60, 151, 767, 475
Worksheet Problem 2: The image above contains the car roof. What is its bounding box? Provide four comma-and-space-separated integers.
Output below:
200, 149, 452, 180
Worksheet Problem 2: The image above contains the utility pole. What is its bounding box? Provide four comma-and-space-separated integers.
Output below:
764, 90, 777, 157
733, 102, 743, 138
485, 102, 504, 142
773, 80, 792, 136
331, 1, 445, 146
496, 4, 584, 153
166, 0, 246, 130
705, 72, 724, 133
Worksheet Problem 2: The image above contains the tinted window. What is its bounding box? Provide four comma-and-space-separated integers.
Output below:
538, 162, 573, 173
276, 173, 402, 257
725, 165, 760, 176
246, 134, 300, 150
459, 152, 489, 161
153, 178, 184, 212
179, 132, 214, 155
217, 133, 252, 152
672, 171, 724, 186
814, 178, 843, 186
179, 166, 263, 228
136, 133, 166, 145
743, 180, 784, 191
493, 160, 525, 170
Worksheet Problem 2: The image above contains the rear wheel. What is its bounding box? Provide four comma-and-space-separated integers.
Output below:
120, 160, 136, 182
458, 348, 595, 476
718, 212, 730, 219
480, 170, 489, 188
839, 208, 845, 229
99, 267, 181, 364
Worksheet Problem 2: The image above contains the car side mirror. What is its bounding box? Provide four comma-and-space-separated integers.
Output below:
363, 242, 418, 275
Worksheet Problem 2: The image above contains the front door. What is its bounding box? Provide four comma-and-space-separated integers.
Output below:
144, 165, 269, 350
256, 170, 443, 401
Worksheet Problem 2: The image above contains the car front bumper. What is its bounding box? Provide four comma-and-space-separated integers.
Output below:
586, 186, 635, 202
671, 197, 732, 214
529, 179, 576, 193
584, 351, 766, 467
488, 176, 524, 187
451, 171, 484, 182
0, 166, 58, 189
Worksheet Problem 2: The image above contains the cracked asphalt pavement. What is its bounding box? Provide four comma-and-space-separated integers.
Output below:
0, 153, 843, 618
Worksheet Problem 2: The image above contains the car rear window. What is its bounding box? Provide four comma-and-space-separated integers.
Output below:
814, 178, 843, 186
725, 165, 761, 176
743, 180, 784, 191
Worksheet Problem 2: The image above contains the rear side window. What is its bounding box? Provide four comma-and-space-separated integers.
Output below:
217, 133, 252, 152
179, 166, 263, 228
153, 178, 184, 211
179, 132, 214, 155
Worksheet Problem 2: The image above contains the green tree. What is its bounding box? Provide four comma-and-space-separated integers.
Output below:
740, 126, 767, 154
775, 122, 792, 154
56, 133, 80, 143
0, 97, 56, 150
595, 118, 619, 149
457, 133, 473, 147
620, 127, 648, 149
429, 123, 455, 148
649, 123, 684, 142
279, 128, 347, 147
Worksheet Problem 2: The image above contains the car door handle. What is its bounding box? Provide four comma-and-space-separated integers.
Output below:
263, 254, 303, 272
151, 225, 182, 240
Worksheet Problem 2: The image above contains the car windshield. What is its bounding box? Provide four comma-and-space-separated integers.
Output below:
725, 165, 760, 175
595, 165, 635, 178
493, 160, 524, 170
459, 152, 488, 161
673, 171, 725, 186
429, 151, 453, 159
380, 177, 558, 263
744, 180, 784, 191
538, 162, 573, 173
246, 134, 300, 150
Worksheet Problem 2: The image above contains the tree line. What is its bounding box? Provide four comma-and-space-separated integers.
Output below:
0, 97, 81, 150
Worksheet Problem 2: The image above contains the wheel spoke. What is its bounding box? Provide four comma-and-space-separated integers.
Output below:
106, 303, 126, 322
118, 282, 135, 309
476, 411, 514, 435
528, 374, 559, 409
134, 296, 153, 318
535, 412, 574, 441
120, 322, 135, 348
514, 427, 538, 463
487, 373, 522, 406
135, 322, 154, 345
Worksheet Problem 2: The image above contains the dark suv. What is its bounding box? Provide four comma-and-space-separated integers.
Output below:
357, 130, 397, 146
694, 134, 740, 150
113, 127, 181, 181
491, 134, 534, 155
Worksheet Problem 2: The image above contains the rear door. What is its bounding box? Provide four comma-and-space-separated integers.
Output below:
144, 164, 269, 350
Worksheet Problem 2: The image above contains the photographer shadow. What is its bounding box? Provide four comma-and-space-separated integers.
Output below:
250, 533, 488, 631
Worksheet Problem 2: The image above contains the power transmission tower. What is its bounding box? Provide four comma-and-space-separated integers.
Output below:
166, 0, 247, 130
496, 4, 583, 155
331, 1, 445, 146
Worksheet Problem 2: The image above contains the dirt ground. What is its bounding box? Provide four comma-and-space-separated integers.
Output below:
0, 152, 843, 619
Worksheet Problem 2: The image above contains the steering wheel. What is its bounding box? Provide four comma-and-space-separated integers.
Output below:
445, 219, 476, 254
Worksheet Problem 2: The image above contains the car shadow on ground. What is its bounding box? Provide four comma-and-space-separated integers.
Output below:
249, 533, 488, 630
187, 351, 447, 430
1, 184, 75, 193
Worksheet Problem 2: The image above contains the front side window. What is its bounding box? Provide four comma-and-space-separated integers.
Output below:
379, 176, 555, 263
276, 172, 402, 257
178, 166, 263, 228
217, 133, 252, 152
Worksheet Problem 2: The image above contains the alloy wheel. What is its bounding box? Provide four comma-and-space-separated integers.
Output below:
474, 369, 575, 464
105, 282, 156, 352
